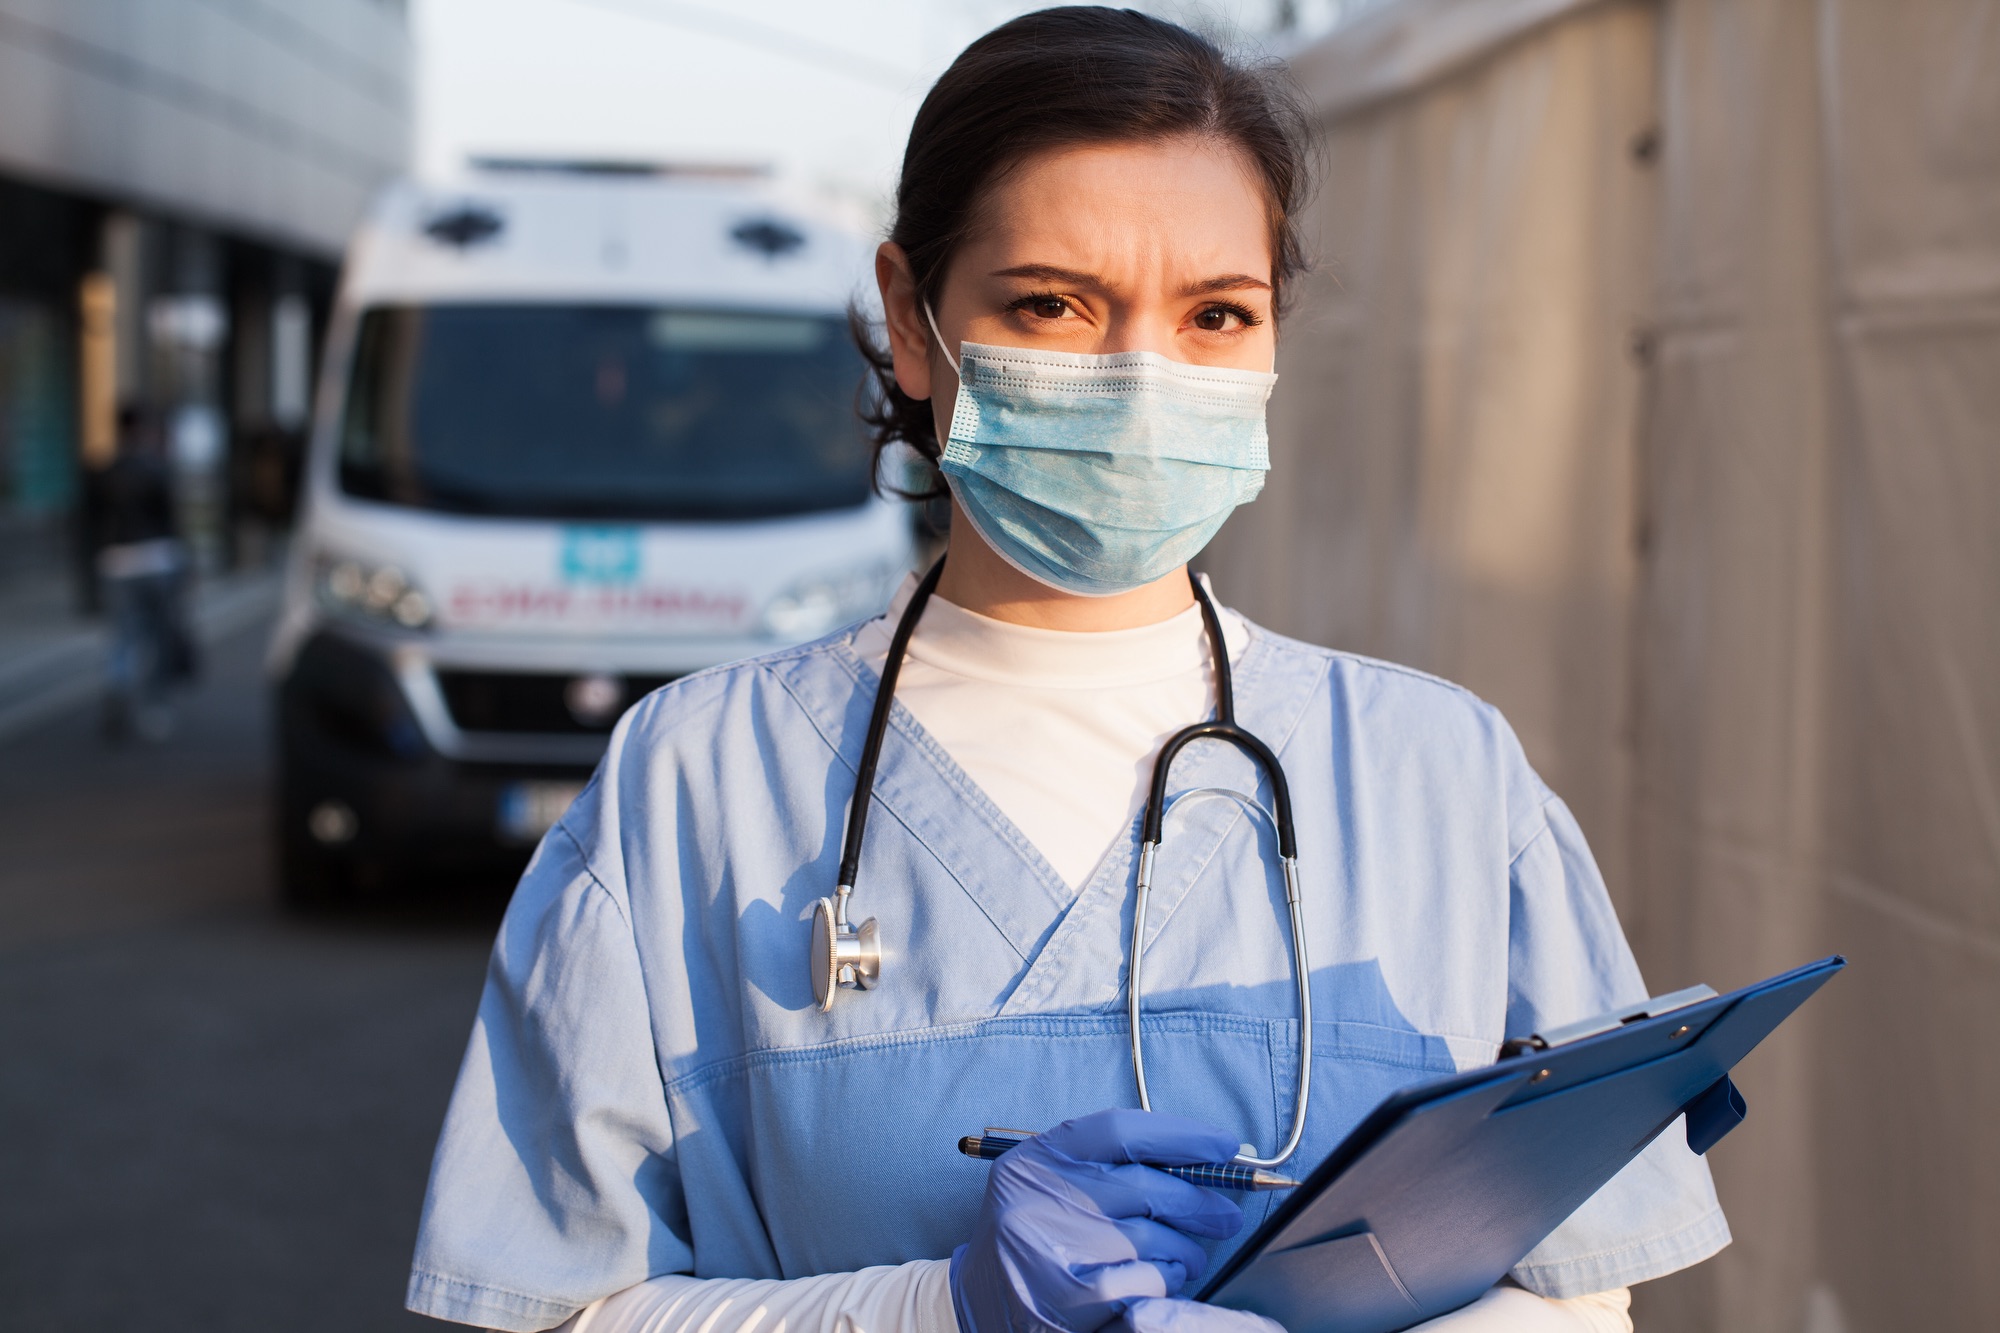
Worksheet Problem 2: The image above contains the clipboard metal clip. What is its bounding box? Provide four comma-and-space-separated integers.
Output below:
1498, 983, 1718, 1060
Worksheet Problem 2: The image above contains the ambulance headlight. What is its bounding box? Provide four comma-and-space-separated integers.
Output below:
763, 562, 899, 640
316, 553, 435, 631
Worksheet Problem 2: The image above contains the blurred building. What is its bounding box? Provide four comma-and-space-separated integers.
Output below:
0, 0, 409, 598
1215, 0, 1995, 1328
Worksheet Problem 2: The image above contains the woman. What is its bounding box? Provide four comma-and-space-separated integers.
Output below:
407, 11, 1727, 1333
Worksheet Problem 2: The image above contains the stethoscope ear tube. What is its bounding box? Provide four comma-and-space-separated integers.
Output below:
1131, 792, 1312, 1168
1130, 573, 1312, 1167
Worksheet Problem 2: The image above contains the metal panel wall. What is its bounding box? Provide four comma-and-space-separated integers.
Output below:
1214, 0, 2000, 1327
1209, 0, 1662, 898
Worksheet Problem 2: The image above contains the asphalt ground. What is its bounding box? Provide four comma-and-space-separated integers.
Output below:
0, 615, 505, 1331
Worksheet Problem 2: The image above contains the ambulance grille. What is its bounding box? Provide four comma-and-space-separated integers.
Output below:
435, 670, 679, 735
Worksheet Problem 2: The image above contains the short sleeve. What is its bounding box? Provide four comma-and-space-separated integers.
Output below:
406, 783, 689, 1331
1503, 791, 1732, 1298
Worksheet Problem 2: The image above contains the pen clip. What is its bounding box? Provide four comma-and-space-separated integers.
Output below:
982, 1126, 1037, 1142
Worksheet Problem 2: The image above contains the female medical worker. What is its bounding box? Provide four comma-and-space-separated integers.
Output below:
407, 10, 1728, 1333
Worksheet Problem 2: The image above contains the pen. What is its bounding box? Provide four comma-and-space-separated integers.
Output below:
957, 1130, 1301, 1191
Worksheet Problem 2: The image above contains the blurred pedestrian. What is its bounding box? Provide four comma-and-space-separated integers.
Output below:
91, 406, 195, 741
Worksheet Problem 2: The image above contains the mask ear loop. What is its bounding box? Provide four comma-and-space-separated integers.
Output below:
922, 300, 967, 463
921, 299, 956, 367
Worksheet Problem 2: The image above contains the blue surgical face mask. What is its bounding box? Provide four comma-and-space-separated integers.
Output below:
924, 304, 1276, 597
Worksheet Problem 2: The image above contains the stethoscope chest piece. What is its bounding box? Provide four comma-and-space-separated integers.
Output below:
811, 889, 880, 1012
809, 559, 947, 1013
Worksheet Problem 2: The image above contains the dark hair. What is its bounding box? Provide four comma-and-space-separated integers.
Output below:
853, 6, 1315, 495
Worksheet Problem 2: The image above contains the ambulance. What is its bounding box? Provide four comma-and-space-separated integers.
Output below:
270, 165, 911, 902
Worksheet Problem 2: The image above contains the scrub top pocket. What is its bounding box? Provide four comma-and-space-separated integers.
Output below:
664, 1011, 1292, 1277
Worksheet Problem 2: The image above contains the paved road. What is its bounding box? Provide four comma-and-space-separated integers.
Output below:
0, 616, 505, 1331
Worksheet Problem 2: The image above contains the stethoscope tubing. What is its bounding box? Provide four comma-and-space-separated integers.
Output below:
1141, 722, 1298, 858
831, 559, 1312, 1166
1130, 574, 1311, 1167
834, 558, 946, 899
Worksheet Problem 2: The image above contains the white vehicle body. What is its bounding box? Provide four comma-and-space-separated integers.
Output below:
272, 169, 910, 895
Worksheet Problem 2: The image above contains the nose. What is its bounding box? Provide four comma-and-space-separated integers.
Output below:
1095, 309, 1179, 358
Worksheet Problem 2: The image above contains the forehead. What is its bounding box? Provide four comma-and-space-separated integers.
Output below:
969, 137, 1274, 278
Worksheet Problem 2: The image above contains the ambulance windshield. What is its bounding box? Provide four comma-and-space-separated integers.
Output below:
337, 304, 875, 520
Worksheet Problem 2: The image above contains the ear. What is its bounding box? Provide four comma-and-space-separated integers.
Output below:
875, 242, 936, 403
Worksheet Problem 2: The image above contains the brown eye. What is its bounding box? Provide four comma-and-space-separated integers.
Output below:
1194, 306, 1237, 332
1029, 297, 1068, 320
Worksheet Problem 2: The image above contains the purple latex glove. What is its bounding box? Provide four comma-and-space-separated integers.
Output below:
950, 1108, 1248, 1333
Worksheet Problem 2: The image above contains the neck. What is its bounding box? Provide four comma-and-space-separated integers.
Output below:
932, 498, 1197, 631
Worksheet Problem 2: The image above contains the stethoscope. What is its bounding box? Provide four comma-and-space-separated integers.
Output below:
810, 559, 1313, 1167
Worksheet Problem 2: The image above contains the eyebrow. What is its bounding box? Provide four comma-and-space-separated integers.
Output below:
991, 264, 1272, 297
1180, 273, 1273, 296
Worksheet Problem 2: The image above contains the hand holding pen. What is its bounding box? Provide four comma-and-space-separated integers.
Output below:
960, 1127, 1300, 1191
952, 1110, 1290, 1333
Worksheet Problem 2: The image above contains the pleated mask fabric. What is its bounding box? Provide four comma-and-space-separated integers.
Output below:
926, 310, 1276, 596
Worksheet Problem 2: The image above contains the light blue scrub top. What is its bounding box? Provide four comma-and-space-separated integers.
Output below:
407, 618, 1729, 1331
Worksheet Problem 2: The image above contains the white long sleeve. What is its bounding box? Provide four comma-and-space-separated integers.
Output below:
1413, 1285, 1632, 1332
552, 1260, 956, 1333
556, 1264, 1616, 1328
552, 1270, 1628, 1333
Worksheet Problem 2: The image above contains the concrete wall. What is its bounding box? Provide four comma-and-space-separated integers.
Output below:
1638, 2, 1999, 1327
1211, 0, 1999, 1327
0, 0, 409, 257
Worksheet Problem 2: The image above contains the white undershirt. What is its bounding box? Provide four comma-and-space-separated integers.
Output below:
851, 573, 1249, 889
550, 578, 1633, 1333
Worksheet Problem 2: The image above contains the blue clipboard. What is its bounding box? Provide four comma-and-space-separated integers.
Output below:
1199, 956, 1845, 1333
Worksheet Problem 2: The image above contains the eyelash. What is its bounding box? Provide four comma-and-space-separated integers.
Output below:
1199, 300, 1263, 329
1004, 292, 1265, 329
1006, 291, 1074, 318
